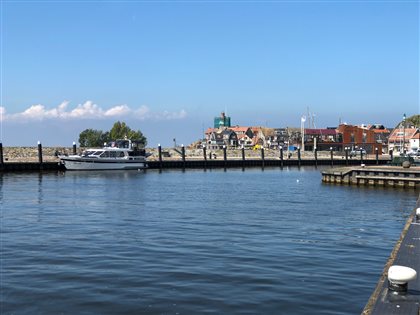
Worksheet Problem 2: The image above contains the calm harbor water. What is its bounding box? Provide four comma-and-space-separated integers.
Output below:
1, 167, 418, 315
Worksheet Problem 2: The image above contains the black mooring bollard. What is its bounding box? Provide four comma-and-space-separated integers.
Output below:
390, 149, 393, 161
261, 147, 265, 168
38, 141, 43, 167
375, 148, 379, 165
280, 146, 284, 168
330, 147, 333, 167
203, 145, 207, 169
297, 147, 301, 167
158, 144, 163, 170
314, 148, 318, 167
181, 145, 186, 169
223, 145, 227, 168
72, 141, 77, 155
203, 146, 207, 161
360, 149, 363, 163
203, 145, 207, 161
0, 142, 3, 166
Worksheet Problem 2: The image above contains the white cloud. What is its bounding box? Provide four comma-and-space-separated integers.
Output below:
1, 101, 187, 122
104, 105, 131, 117
133, 105, 151, 120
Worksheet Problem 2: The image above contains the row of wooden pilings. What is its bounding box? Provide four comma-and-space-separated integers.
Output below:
0, 141, 391, 171
154, 144, 390, 170
0, 142, 77, 171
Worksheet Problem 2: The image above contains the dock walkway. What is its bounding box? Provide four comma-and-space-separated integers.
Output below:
322, 166, 420, 189
0, 157, 389, 172
363, 201, 420, 314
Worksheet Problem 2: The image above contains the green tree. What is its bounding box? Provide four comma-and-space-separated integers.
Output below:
109, 121, 147, 145
395, 114, 420, 129
406, 115, 420, 128
78, 129, 109, 147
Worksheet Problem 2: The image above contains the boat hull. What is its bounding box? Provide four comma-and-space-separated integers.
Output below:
60, 158, 147, 171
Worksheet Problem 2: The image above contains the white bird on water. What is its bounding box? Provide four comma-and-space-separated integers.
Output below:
296, 179, 300, 183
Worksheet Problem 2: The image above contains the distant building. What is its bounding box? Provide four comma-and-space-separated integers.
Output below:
229, 126, 254, 147
206, 128, 238, 149
214, 112, 231, 129
388, 127, 418, 153
366, 124, 391, 153
303, 129, 338, 151
366, 124, 391, 144
410, 130, 420, 151
337, 124, 382, 154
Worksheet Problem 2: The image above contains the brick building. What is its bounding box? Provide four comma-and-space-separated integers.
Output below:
337, 124, 382, 154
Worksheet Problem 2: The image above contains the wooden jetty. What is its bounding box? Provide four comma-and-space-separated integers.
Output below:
0, 143, 392, 172
0, 157, 390, 172
322, 166, 420, 189
363, 199, 420, 314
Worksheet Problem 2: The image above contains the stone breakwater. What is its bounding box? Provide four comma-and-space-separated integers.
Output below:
3, 147, 73, 162
2, 146, 343, 163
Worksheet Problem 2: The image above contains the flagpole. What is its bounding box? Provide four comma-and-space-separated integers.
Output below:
301, 116, 306, 152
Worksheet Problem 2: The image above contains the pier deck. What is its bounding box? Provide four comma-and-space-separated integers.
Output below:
322, 166, 420, 189
363, 204, 420, 314
0, 157, 389, 172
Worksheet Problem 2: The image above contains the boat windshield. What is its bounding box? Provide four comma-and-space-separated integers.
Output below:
99, 150, 126, 158
82, 150, 96, 157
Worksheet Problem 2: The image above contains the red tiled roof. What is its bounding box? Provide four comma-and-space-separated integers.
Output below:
372, 129, 390, 134
229, 126, 250, 133
304, 129, 336, 135
388, 128, 418, 142
205, 128, 217, 134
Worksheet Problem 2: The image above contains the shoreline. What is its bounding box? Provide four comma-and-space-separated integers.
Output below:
1, 146, 390, 163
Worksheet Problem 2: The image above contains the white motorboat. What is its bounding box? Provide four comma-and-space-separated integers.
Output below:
59, 139, 147, 170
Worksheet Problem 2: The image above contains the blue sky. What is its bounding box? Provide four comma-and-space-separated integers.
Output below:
1, 0, 419, 147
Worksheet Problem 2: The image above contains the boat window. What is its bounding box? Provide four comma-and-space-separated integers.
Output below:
100, 151, 110, 158
82, 150, 95, 157
119, 151, 125, 157
109, 151, 117, 158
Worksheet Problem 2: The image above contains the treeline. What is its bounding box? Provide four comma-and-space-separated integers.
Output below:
79, 121, 147, 147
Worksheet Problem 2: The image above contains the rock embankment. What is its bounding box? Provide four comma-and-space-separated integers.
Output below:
3, 147, 73, 162
2, 146, 337, 163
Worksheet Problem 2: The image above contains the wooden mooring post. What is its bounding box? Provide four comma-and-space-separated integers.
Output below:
280, 146, 284, 168
0, 143, 3, 167
223, 145, 227, 169
72, 142, 77, 155
181, 145, 186, 170
37, 141, 43, 169
261, 147, 265, 168
330, 147, 333, 167
203, 145, 207, 169
297, 147, 301, 167
158, 144, 163, 170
